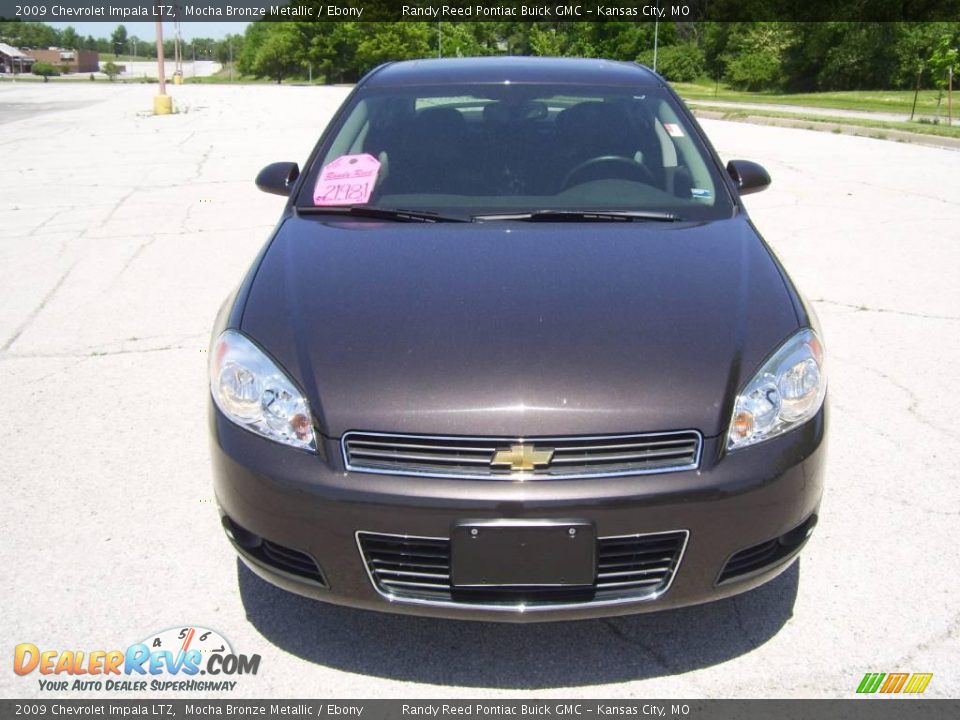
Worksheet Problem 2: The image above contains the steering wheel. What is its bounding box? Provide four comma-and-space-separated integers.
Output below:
562, 155, 655, 190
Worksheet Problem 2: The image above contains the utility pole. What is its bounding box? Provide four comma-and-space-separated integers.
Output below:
653, 21, 659, 73
438, 22, 442, 59
949, 62, 954, 126
154, 19, 171, 114
229, 41, 233, 82
910, 60, 922, 121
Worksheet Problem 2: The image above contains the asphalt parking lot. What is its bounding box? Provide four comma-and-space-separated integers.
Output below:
1, 82, 958, 699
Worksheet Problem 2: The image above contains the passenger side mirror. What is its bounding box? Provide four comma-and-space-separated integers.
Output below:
726, 160, 771, 195
256, 162, 300, 196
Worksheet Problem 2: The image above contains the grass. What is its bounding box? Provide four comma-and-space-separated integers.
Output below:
692, 103, 960, 140
674, 81, 956, 117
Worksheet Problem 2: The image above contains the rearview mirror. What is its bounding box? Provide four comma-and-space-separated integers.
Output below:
726, 160, 771, 195
256, 162, 300, 196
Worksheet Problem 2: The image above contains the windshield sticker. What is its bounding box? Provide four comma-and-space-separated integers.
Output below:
664, 123, 685, 138
691, 188, 713, 200
313, 154, 381, 206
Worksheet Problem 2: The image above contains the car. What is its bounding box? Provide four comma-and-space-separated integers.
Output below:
209, 57, 827, 622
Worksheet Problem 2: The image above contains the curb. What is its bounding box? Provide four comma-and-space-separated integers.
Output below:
691, 109, 960, 152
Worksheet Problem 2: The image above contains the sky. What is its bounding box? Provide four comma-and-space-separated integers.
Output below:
46, 21, 250, 41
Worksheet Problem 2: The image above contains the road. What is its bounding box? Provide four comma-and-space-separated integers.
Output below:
1, 83, 958, 699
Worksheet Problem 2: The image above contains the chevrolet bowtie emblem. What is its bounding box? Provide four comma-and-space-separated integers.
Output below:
491, 444, 555, 472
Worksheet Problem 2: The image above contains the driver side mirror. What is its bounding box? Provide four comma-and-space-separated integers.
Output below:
726, 160, 771, 195
256, 162, 300, 196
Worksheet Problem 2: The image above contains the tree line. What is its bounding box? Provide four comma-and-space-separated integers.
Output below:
2, 20, 957, 93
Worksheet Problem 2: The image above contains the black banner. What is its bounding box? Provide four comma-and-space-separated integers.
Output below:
1, 0, 959, 23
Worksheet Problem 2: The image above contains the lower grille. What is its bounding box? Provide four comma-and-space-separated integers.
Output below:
343, 430, 701, 480
260, 540, 325, 584
222, 515, 327, 587
357, 529, 687, 608
718, 513, 818, 584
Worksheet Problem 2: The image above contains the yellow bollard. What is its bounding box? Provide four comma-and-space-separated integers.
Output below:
153, 94, 173, 115
173, 74, 183, 86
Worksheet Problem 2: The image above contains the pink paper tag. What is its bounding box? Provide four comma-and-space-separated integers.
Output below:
313, 153, 381, 206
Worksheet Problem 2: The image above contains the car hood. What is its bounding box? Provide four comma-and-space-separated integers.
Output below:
241, 216, 799, 439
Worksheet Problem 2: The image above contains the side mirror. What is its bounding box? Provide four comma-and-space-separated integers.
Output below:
726, 160, 771, 195
256, 162, 300, 196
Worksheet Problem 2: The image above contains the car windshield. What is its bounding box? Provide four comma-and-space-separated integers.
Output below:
296, 83, 734, 221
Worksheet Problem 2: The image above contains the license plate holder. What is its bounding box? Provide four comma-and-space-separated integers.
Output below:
450, 520, 595, 587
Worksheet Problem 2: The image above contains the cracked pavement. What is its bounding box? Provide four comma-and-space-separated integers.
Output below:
1, 83, 958, 699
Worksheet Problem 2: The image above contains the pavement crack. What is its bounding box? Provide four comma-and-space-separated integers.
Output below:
811, 298, 960, 322
111, 235, 157, 285
98, 189, 136, 230
1, 263, 75, 352
600, 618, 675, 674
895, 612, 960, 666
840, 357, 959, 441
194, 144, 214, 180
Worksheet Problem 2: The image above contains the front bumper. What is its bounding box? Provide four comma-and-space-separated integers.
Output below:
210, 404, 826, 622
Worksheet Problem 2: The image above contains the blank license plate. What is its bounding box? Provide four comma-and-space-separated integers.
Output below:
450, 520, 595, 587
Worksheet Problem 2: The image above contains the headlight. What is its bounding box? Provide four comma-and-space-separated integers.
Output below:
727, 329, 826, 451
210, 330, 316, 452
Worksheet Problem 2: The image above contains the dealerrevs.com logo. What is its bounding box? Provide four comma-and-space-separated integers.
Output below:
14, 626, 260, 692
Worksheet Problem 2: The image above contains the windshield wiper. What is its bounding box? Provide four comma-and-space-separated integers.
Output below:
473, 210, 680, 223
296, 206, 470, 223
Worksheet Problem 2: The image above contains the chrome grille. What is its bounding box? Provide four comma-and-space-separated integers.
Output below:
357, 530, 687, 609
343, 431, 701, 479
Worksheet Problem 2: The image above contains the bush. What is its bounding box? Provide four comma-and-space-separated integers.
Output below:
102, 61, 121, 82
725, 49, 787, 91
638, 43, 706, 83
31, 62, 59, 82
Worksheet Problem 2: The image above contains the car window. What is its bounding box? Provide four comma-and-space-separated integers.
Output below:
301, 84, 733, 220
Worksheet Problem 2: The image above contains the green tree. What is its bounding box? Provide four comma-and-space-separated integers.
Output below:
435, 22, 491, 58
297, 23, 364, 83
60, 26, 80, 50
32, 62, 59, 82
929, 32, 960, 91
110, 25, 128, 58
724, 23, 794, 91
355, 23, 431, 74
527, 25, 565, 56
247, 23, 303, 83
639, 43, 706, 82
0, 21, 60, 47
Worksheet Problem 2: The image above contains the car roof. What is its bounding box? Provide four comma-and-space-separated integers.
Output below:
362, 57, 663, 89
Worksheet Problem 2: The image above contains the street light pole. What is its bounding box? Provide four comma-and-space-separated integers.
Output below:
154, 19, 172, 114
653, 21, 659, 73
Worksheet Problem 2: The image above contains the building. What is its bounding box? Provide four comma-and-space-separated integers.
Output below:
0, 43, 35, 74
29, 48, 100, 74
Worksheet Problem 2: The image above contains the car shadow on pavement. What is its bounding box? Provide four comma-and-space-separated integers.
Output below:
238, 559, 799, 688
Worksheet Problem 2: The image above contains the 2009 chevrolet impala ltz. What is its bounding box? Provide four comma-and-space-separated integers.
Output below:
208, 57, 827, 621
